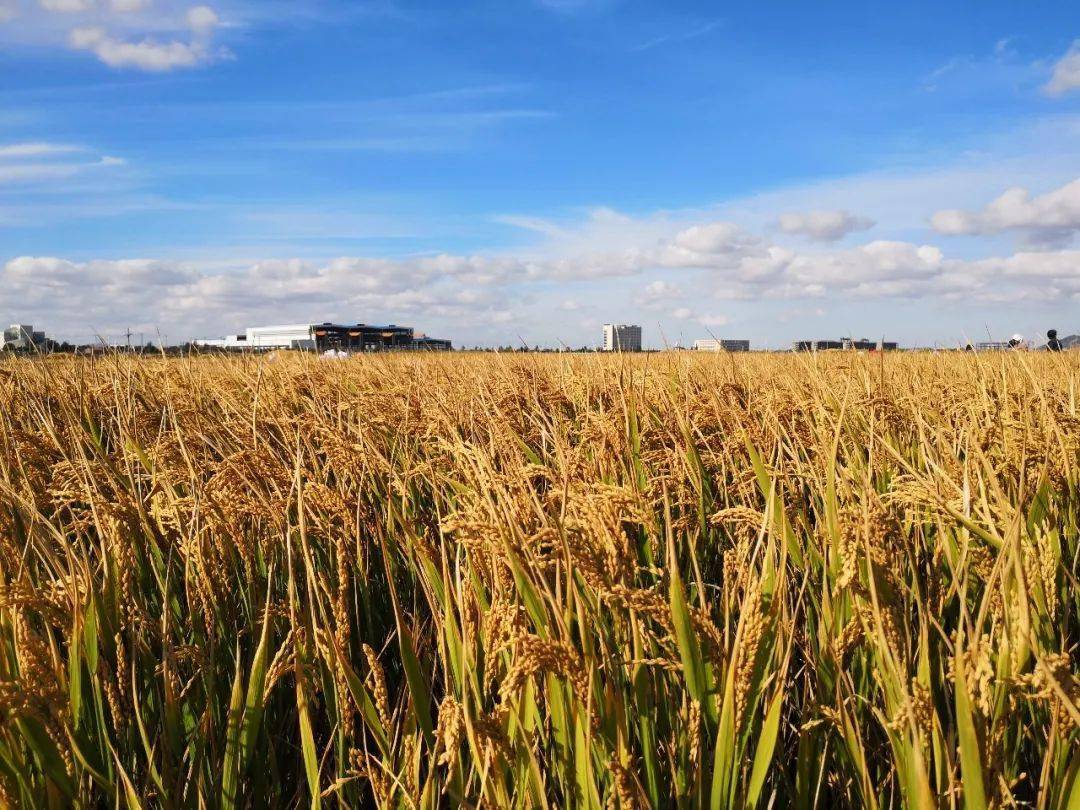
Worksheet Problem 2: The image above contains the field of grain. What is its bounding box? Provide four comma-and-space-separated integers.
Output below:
0, 351, 1077, 808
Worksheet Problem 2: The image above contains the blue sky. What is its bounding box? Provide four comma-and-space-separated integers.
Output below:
4, 1, 1080, 347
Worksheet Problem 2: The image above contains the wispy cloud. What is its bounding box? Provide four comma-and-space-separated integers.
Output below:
633, 18, 722, 52
533, 0, 616, 15
0, 141, 82, 158
0, 157, 120, 185
920, 38, 1048, 95
0, 141, 124, 186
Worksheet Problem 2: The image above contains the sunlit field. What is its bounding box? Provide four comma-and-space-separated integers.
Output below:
0, 351, 1077, 808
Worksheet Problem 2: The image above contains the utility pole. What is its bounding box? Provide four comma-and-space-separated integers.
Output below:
125, 328, 133, 351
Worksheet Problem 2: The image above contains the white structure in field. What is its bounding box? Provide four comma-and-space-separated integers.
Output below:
693, 338, 750, 352
602, 324, 642, 352
195, 324, 317, 350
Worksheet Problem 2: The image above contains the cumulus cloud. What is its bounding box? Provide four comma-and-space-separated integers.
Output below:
186, 4, 218, 31
673, 221, 759, 254
11, 201, 1080, 342
774, 241, 946, 297
6, 233, 1074, 343
0, 253, 527, 340
70, 27, 202, 70
971, 249, 1080, 280
931, 177, 1080, 245
637, 279, 683, 305
17, 0, 229, 71
1045, 41, 1080, 96
776, 209, 875, 242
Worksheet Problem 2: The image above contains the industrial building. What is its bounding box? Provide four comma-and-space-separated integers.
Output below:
602, 324, 642, 352
3, 324, 46, 352
195, 322, 451, 352
693, 338, 750, 352
793, 337, 898, 352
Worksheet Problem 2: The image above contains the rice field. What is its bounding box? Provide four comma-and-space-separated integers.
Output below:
0, 351, 1077, 808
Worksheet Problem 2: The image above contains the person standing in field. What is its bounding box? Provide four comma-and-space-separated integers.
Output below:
1047, 329, 1063, 352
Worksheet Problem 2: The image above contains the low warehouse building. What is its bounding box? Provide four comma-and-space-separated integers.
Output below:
693, 339, 750, 352
793, 337, 897, 352
196, 322, 451, 352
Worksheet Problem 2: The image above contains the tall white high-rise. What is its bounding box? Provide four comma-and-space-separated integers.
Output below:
602, 324, 642, 352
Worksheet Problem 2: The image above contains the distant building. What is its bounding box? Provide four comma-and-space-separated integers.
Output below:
793, 337, 897, 352
412, 335, 453, 351
693, 338, 750, 352
3, 324, 46, 352
195, 322, 451, 352
974, 341, 1011, 351
602, 324, 642, 352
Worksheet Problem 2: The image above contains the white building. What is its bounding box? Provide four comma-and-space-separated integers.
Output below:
602, 324, 642, 352
195, 324, 316, 350
693, 338, 750, 352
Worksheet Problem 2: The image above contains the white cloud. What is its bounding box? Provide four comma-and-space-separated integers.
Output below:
673, 221, 759, 254
186, 4, 218, 32
10, 1, 229, 71
39, 0, 94, 12
971, 249, 1080, 282
776, 209, 875, 242
533, 0, 611, 13
931, 177, 1080, 245
0, 140, 124, 187
773, 241, 946, 297
698, 314, 728, 327
69, 24, 219, 71
0, 156, 121, 184
0, 142, 81, 158
637, 279, 682, 304
634, 19, 722, 52
10, 226, 1080, 344
1045, 41, 1080, 96
0, 1, 16, 21
0, 162, 85, 184
1, 253, 524, 341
